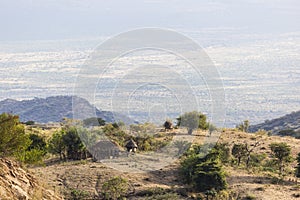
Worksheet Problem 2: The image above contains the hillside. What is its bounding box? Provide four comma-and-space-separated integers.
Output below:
29, 129, 300, 200
0, 157, 62, 200
249, 110, 300, 135
0, 96, 114, 123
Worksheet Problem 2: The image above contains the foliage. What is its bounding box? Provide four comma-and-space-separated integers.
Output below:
173, 140, 192, 156
62, 127, 87, 160
24, 120, 35, 125
137, 187, 182, 200
83, 117, 105, 127
48, 131, 66, 160
214, 143, 231, 164
103, 123, 170, 152
28, 134, 47, 152
231, 143, 247, 166
248, 153, 267, 168
295, 152, 300, 178
177, 111, 209, 134
236, 120, 250, 132
269, 142, 292, 176
69, 188, 89, 200
17, 148, 46, 165
48, 127, 88, 160
102, 176, 129, 200
0, 113, 31, 157
180, 144, 227, 192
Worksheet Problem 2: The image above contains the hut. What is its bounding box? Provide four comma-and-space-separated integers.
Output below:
125, 139, 138, 153
89, 140, 121, 161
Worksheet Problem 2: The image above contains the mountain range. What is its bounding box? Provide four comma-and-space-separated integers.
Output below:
0, 96, 114, 123
249, 110, 300, 136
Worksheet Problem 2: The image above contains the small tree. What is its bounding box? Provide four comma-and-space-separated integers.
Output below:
177, 111, 208, 134
0, 113, 31, 157
48, 131, 66, 160
270, 142, 292, 176
236, 120, 250, 132
62, 127, 86, 160
296, 152, 300, 178
232, 143, 247, 166
180, 145, 227, 192
245, 140, 261, 168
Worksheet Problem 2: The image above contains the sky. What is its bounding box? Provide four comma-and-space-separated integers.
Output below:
0, 0, 299, 41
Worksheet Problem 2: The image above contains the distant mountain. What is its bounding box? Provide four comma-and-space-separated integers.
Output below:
0, 96, 114, 123
249, 110, 300, 136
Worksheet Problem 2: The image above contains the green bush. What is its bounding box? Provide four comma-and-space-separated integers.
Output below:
69, 188, 89, 200
102, 176, 129, 200
296, 152, 300, 178
48, 131, 66, 160
180, 144, 227, 192
177, 111, 209, 134
16, 148, 46, 165
0, 113, 31, 157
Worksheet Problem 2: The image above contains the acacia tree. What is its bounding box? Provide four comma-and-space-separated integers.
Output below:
232, 143, 247, 166
270, 142, 292, 176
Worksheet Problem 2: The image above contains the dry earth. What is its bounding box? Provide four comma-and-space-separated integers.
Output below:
29, 130, 300, 199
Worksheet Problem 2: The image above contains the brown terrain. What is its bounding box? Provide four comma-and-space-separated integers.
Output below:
1, 128, 300, 199
24, 129, 300, 200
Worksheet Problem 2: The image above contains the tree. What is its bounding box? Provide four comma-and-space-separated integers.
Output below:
62, 127, 87, 160
180, 145, 227, 192
296, 152, 300, 178
177, 111, 208, 134
0, 113, 31, 157
236, 120, 250, 132
48, 131, 66, 160
232, 143, 247, 166
28, 134, 47, 152
269, 142, 292, 176
245, 140, 261, 168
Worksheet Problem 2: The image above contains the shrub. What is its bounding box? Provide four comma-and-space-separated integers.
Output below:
296, 152, 300, 178
269, 142, 292, 175
0, 113, 31, 157
48, 131, 66, 160
180, 145, 227, 192
232, 143, 247, 166
102, 176, 129, 200
69, 188, 89, 200
177, 111, 209, 134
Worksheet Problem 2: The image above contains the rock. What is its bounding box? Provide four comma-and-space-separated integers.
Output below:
0, 157, 62, 200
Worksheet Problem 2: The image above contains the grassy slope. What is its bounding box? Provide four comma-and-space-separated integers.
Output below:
29, 129, 300, 199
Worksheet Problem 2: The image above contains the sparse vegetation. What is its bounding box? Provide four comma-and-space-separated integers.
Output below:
269, 142, 292, 176
102, 176, 129, 200
177, 111, 209, 134
180, 144, 227, 192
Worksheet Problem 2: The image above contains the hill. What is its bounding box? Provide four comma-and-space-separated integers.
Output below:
0, 96, 114, 123
29, 128, 300, 200
0, 157, 62, 200
249, 110, 300, 136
